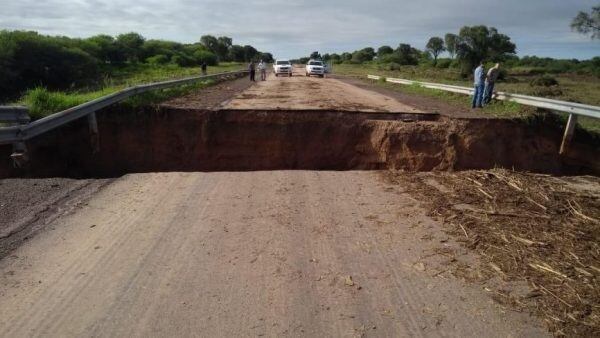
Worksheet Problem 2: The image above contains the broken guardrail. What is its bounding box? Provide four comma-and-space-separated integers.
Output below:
367, 74, 600, 155
0, 70, 248, 166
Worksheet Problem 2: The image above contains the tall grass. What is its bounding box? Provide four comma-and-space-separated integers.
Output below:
19, 63, 243, 120
22, 81, 216, 120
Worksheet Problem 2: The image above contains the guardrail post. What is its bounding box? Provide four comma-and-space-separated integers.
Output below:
11, 141, 28, 168
88, 112, 100, 154
559, 114, 578, 155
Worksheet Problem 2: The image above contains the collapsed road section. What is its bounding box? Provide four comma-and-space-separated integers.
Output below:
1, 74, 597, 178
0, 106, 598, 178
0, 74, 598, 337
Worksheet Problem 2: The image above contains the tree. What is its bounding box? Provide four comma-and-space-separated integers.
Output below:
393, 43, 420, 65
444, 33, 459, 59
215, 36, 233, 61
351, 47, 376, 63
377, 45, 394, 58
200, 35, 232, 61
259, 52, 274, 63
243, 45, 258, 62
200, 35, 219, 52
141, 39, 182, 60
571, 6, 600, 39
229, 45, 246, 62
116, 32, 145, 63
87, 34, 126, 64
426, 37, 445, 64
192, 50, 218, 66
329, 53, 341, 63
455, 25, 516, 75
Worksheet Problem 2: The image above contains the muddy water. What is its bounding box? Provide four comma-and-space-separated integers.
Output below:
0, 107, 597, 178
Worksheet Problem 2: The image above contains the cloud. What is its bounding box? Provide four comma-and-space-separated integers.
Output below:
0, 0, 597, 59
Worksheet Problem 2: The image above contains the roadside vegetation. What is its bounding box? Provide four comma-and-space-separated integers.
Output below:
0, 30, 272, 117
20, 62, 243, 119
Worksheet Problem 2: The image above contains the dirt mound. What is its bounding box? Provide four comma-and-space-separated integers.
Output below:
0, 107, 597, 178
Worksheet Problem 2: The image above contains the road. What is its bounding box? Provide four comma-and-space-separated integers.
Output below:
0, 75, 548, 337
223, 69, 423, 113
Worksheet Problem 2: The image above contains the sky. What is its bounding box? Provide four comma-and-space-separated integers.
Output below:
1, 0, 599, 60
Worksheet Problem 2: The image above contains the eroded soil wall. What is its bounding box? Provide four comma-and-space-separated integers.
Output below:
0, 107, 597, 178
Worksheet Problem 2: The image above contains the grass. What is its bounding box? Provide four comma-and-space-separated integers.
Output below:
335, 63, 600, 134
19, 63, 244, 120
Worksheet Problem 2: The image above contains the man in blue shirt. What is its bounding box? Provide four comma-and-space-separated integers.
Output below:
472, 61, 485, 108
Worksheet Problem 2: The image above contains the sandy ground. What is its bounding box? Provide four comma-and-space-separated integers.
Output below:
223, 67, 424, 113
0, 178, 111, 260
0, 171, 547, 337
1, 74, 587, 336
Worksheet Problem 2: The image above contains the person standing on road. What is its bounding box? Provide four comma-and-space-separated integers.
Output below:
258, 60, 267, 81
201, 62, 207, 76
249, 62, 256, 82
472, 61, 485, 109
483, 63, 500, 105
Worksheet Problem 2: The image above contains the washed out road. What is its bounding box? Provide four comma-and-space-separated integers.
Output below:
0, 74, 547, 337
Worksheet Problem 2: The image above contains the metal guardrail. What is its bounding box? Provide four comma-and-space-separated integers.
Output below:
0, 70, 247, 146
0, 106, 30, 124
367, 74, 600, 154
0, 70, 247, 166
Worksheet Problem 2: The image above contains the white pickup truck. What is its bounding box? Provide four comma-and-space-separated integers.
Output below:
273, 60, 293, 77
305, 60, 325, 77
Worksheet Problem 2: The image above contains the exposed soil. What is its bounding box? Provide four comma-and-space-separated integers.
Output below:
0, 178, 111, 259
384, 169, 600, 336
0, 107, 597, 178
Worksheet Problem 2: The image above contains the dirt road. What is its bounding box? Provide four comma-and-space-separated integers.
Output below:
0, 74, 559, 337
0, 172, 547, 337
223, 69, 423, 113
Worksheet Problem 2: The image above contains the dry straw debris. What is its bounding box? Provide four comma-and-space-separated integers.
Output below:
387, 169, 600, 336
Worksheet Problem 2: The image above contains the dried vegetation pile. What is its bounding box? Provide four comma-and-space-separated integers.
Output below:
387, 169, 600, 336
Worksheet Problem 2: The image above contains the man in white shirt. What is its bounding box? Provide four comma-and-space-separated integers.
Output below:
258, 60, 267, 81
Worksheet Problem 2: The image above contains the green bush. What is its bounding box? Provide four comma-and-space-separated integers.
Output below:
0, 31, 100, 100
146, 54, 169, 65
530, 76, 559, 87
532, 87, 563, 97
388, 62, 402, 71
435, 59, 452, 68
171, 54, 196, 67
193, 50, 218, 66
512, 67, 547, 76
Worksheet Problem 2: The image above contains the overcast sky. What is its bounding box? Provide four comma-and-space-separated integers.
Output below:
1, 0, 599, 59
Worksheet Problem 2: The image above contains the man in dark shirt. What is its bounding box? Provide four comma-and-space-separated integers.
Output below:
201, 62, 207, 76
248, 62, 256, 82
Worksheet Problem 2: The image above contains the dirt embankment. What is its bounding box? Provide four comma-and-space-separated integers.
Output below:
0, 107, 597, 178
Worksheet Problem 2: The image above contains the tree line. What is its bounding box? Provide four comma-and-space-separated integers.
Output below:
0, 30, 273, 101
306, 24, 599, 78
305, 25, 518, 76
